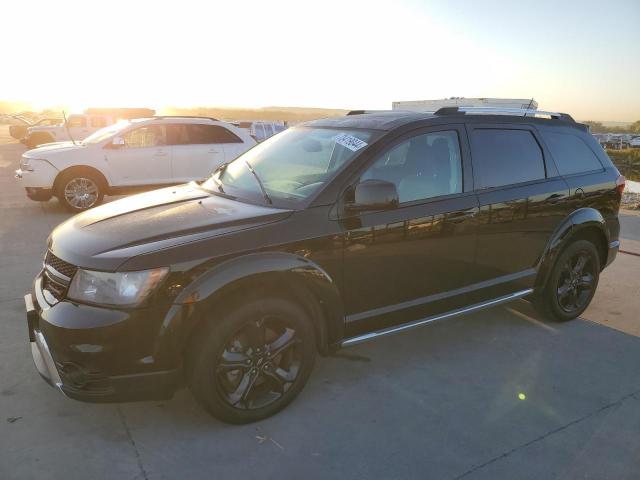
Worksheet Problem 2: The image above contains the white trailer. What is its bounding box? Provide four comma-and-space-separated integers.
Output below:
392, 97, 538, 112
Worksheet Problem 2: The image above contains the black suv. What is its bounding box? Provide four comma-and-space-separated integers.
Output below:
25, 107, 623, 423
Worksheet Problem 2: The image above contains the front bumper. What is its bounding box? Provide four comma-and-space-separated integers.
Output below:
25, 293, 64, 390
24, 277, 181, 403
606, 239, 619, 268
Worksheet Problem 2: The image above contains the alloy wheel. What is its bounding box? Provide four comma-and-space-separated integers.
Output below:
64, 177, 99, 209
556, 249, 596, 314
215, 316, 302, 410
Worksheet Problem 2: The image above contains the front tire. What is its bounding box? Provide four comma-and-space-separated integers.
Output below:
187, 296, 316, 424
535, 240, 600, 322
56, 170, 104, 212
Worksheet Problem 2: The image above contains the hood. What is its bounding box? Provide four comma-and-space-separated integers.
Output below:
24, 141, 84, 158
48, 184, 293, 271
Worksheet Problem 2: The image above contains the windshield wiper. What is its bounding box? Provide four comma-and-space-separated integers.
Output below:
243, 160, 272, 205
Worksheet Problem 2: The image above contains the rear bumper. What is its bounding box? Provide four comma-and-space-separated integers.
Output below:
24, 283, 182, 403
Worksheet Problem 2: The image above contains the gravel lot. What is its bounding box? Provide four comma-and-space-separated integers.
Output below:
1, 126, 639, 479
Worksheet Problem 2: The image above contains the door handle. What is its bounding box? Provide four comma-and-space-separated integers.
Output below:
154, 151, 168, 157
546, 193, 565, 204
208, 149, 222, 154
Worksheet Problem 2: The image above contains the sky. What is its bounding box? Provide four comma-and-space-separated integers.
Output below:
2, 0, 639, 121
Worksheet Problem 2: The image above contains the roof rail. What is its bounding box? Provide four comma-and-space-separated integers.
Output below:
346, 110, 391, 116
152, 115, 219, 121
433, 106, 574, 122
346, 109, 422, 116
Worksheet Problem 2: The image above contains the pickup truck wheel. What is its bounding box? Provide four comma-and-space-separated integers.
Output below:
535, 240, 600, 322
57, 171, 104, 212
187, 296, 316, 424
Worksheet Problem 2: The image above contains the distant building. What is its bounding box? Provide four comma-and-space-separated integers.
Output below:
392, 97, 538, 112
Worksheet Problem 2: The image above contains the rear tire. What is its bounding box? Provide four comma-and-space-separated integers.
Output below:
534, 240, 600, 322
186, 295, 316, 424
56, 170, 105, 212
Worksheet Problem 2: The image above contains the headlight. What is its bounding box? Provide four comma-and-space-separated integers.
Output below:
20, 157, 34, 171
67, 267, 169, 307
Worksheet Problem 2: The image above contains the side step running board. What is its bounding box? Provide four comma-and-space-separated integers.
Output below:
341, 288, 533, 347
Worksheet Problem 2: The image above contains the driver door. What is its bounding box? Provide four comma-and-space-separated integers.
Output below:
105, 125, 173, 186
340, 126, 479, 336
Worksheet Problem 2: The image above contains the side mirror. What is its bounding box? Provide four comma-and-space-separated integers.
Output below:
346, 179, 399, 212
106, 136, 125, 149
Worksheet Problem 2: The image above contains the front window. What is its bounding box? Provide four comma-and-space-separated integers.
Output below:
202, 127, 378, 204
122, 125, 166, 148
82, 120, 131, 144
67, 116, 86, 128
90, 116, 108, 128
361, 130, 463, 203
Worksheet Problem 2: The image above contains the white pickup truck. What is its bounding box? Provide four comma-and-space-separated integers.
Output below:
21, 108, 155, 148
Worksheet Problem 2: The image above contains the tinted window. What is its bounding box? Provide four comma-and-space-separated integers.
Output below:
166, 124, 189, 145
186, 124, 242, 144
67, 116, 87, 128
471, 129, 545, 189
123, 125, 166, 148
542, 131, 603, 175
362, 130, 463, 203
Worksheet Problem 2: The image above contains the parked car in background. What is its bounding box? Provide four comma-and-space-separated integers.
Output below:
21, 108, 155, 148
15, 116, 256, 210
603, 136, 629, 150
24, 107, 622, 423
9, 117, 62, 140
630, 136, 640, 148
235, 120, 286, 142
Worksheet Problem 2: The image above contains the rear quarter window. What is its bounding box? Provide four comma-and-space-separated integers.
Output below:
542, 131, 603, 175
187, 124, 243, 144
471, 129, 545, 189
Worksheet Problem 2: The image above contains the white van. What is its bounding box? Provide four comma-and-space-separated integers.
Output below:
235, 121, 287, 142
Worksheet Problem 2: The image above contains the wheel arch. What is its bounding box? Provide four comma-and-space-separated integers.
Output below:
535, 207, 610, 291
174, 252, 345, 357
53, 165, 110, 196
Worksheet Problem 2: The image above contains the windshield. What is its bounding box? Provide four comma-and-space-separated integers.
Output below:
82, 120, 131, 144
203, 127, 377, 204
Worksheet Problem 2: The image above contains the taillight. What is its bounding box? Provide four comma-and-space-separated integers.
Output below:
616, 174, 626, 195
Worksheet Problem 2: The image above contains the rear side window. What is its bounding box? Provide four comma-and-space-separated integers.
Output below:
471, 129, 545, 189
166, 124, 190, 145
542, 131, 603, 175
186, 124, 243, 144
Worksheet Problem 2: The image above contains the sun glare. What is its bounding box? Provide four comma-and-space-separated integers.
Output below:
2, 0, 639, 120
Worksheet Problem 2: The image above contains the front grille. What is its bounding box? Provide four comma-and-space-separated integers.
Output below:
42, 272, 67, 301
45, 251, 78, 279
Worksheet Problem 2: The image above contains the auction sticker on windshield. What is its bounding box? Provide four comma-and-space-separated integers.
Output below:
334, 133, 368, 152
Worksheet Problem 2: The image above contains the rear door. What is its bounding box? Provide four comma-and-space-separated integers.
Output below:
468, 124, 571, 297
340, 125, 479, 336
170, 124, 231, 183
538, 127, 617, 237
